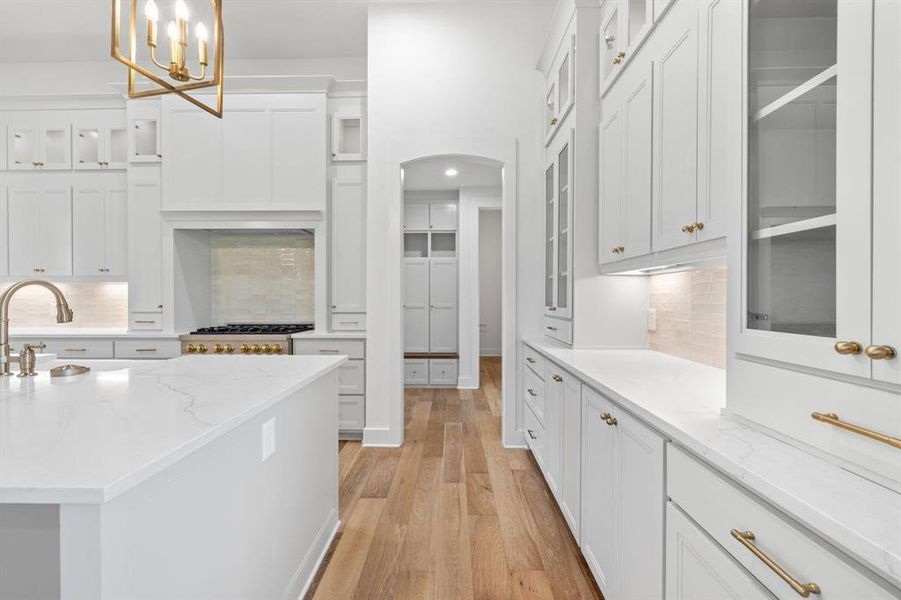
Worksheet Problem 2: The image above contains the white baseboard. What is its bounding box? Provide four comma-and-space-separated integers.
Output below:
480, 348, 502, 357
290, 508, 340, 600
363, 426, 402, 447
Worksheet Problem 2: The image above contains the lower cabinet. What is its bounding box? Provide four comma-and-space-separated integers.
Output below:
403, 357, 458, 387
544, 364, 582, 538
294, 337, 366, 439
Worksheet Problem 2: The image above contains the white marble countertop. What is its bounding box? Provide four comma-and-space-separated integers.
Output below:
0, 355, 345, 505
523, 339, 901, 589
8, 327, 183, 339
291, 330, 366, 339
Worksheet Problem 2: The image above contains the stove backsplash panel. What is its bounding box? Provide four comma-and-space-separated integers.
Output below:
211, 232, 314, 324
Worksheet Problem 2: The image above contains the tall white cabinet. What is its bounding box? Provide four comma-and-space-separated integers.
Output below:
329, 177, 366, 330
403, 201, 459, 387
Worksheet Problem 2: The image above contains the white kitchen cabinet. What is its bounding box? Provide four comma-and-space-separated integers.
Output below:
294, 336, 366, 439
127, 165, 163, 315
428, 257, 457, 353
525, 402, 547, 472
330, 178, 366, 317
42, 339, 115, 360
545, 366, 581, 540
545, 34, 575, 142
128, 99, 162, 163
600, 62, 652, 264
428, 359, 458, 386
651, 0, 699, 252
404, 359, 428, 385
428, 203, 457, 231
6, 113, 72, 171
162, 94, 327, 211
331, 112, 364, 161
543, 366, 563, 499
74, 111, 128, 170
403, 258, 430, 353
7, 182, 71, 277
544, 128, 574, 324
73, 179, 128, 277
600, 6, 623, 94
403, 203, 429, 231
600, 0, 653, 97
666, 503, 776, 600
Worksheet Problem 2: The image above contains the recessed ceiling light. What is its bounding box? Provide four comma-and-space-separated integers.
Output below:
445, 168, 458, 177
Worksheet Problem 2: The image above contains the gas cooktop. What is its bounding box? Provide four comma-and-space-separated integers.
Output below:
187, 323, 315, 335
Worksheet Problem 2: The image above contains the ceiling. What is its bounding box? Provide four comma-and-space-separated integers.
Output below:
0, 0, 369, 64
403, 156, 502, 191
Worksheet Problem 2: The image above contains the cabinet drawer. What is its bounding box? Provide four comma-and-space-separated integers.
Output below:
525, 402, 546, 470
293, 339, 364, 360
404, 359, 428, 385
330, 313, 366, 331
524, 366, 546, 425
668, 446, 898, 600
429, 359, 458, 386
43, 339, 114, 359
543, 316, 573, 345
338, 395, 365, 431
129, 312, 162, 331
114, 340, 180, 359
523, 343, 546, 379
338, 359, 365, 394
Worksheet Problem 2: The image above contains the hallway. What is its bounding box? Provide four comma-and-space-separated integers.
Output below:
308, 357, 602, 599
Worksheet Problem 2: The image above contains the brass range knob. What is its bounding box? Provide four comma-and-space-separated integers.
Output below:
251, 344, 262, 354
261, 344, 272, 354
865, 345, 896, 360
240, 344, 252, 354
834, 341, 863, 356
272, 344, 283, 354
185, 344, 197, 353
196, 344, 208, 354
222, 344, 234, 354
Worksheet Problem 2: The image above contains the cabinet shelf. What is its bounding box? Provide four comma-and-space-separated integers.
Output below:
750, 213, 836, 240
751, 65, 837, 123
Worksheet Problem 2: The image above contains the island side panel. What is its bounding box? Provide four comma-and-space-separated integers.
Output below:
58, 370, 340, 600
0, 504, 61, 600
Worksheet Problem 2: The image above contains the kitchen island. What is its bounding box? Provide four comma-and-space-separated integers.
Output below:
0, 355, 345, 600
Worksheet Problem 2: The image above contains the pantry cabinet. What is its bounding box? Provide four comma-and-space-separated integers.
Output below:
403, 258, 430, 353
329, 177, 366, 317
428, 257, 457, 353
73, 178, 128, 276
7, 182, 72, 277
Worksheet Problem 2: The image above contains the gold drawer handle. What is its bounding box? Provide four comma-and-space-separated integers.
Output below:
64, 348, 87, 352
134, 320, 157, 324
319, 349, 340, 353
811, 412, 901, 449
730, 530, 821, 597
135, 348, 158, 352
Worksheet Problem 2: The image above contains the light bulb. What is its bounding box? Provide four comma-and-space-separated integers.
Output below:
144, 0, 159, 21
167, 20, 178, 40
195, 22, 208, 41
445, 168, 458, 177
175, 0, 189, 21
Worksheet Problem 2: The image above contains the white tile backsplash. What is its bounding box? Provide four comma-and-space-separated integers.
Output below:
0, 282, 128, 329
210, 232, 315, 324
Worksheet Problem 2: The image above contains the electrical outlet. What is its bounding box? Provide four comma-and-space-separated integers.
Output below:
262, 418, 276, 461
647, 309, 657, 332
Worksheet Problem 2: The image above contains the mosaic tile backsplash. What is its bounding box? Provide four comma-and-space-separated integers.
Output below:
0, 282, 128, 329
648, 263, 727, 369
210, 232, 315, 324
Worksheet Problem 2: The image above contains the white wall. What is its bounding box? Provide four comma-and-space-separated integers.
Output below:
479, 209, 503, 356
366, 1, 552, 446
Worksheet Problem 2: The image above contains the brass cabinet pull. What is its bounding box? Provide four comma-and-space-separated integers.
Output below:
833, 341, 863, 355
681, 224, 697, 233
812, 412, 901, 449
605, 416, 617, 426
64, 348, 87, 352
552, 374, 563, 382
135, 348, 158, 352
600, 412, 612, 420
865, 345, 896, 360
730, 530, 821, 597
134, 320, 156, 324
694, 221, 705, 231
319, 349, 340, 353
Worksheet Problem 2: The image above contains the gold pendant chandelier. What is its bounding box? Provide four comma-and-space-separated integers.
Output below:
111, 0, 224, 118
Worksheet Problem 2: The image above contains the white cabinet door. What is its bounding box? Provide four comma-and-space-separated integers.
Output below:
164, 105, 220, 208
221, 109, 270, 206
104, 187, 128, 276
581, 387, 617, 597
0, 189, 8, 276
40, 127, 72, 171
404, 203, 429, 231
616, 408, 665, 600
599, 107, 623, 264
128, 99, 162, 163
696, 0, 741, 242
7, 127, 39, 170
666, 503, 776, 600
429, 257, 457, 353
9, 121, 72, 171
621, 62, 653, 260
128, 166, 163, 313
554, 132, 574, 320
330, 178, 366, 314
73, 186, 105, 275
429, 202, 457, 231
39, 187, 73, 276
559, 370, 582, 540
652, 1, 699, 251
544, 368, 563, 498
7, 186, 39, 276
403, 258, 430, 353
271, 101, 327, 210
10, 184, 72, 277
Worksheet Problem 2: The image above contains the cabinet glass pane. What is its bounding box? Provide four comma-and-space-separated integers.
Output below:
747, 0, 837, 339
77, 128, 100, 166
109, 129, 128, 164
546, 84, 557, 135
431, 232, 456, 257
545, 164, 555, 307
558, 54, 571, 110
11, 130, 34, 166
134, 119, 158, 157
603, 9, 619, 79
44, 129, 67, 164
404, 233, 428, 258
628, 0, 647, 46
557, 144, 569, 309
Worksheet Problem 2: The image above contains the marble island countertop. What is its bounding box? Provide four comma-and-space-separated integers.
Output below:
523, 339, 901, 589
0, 355, 345, 505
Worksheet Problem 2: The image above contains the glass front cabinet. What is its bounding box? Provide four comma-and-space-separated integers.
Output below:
739, 0, 894, 383
545, 129, 574, 322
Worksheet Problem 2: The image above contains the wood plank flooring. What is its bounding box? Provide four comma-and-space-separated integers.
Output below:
308, 357, 602, 600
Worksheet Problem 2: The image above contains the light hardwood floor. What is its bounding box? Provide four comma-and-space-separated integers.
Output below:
307, 357, 603, 600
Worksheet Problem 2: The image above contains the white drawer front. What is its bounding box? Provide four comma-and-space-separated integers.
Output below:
524, 366, 546, 426
525, 402, 546, 470
330, 313, 367, 331
543, 315, 573, 345
429, 359, 457, 386
668, 446, 899, 600
114, 340, 181, 359
404, 359, 428, 385
338, 359, 365, 394
338, 395, 365, 431
43, 339, 114, 359
129, 312, 163, 331
293, 339, 364, 360
523, 343, 546, 379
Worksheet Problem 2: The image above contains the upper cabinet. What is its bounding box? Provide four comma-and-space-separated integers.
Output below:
7, 117, 71, 171
7, 182, 72, 277
128, 99, 162, 163
545, 129, 574, 324
601, 0, 654, 96
162, 94, 327, 211
331, 112, 365, 162
74, 110, 128, 171
73, 177, 128, 277
545, 34, 575, 144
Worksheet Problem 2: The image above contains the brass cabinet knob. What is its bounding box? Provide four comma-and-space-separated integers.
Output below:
185, 344, 196, 353
261, 344, 272, 354
694, 221, 705, 231
553, 374, 563, 382
240, 344, 251, 354
681, 224, 697, 233
272, 344, 283, 354
617, 51, 626, 58
549, 117, 558, 126
865, 345, 896, 360
605, 416, 618, 426
600, 412, 612, 420
833, 341, 863, 356
196, 344, 208, 354
251, 344, 262, 354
